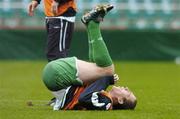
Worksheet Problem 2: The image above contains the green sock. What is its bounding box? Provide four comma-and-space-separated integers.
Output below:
87, 21, 112, 67
87, 29, 94, 62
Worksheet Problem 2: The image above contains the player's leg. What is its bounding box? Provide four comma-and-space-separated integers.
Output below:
77, 4, 115, 84
82, 4, 114, 65
87, 21, 112, 67
77, 21, 114, 84
46, 18, 74, 62
61, 20, 74, 58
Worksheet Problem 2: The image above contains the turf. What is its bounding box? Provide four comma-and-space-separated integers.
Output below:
0, 61, 180, 119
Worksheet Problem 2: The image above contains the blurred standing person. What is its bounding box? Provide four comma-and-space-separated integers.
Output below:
28, 0, 77, 61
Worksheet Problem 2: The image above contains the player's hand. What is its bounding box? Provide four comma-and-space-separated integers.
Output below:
113, 74, 119, 83
51, 1, 59, 16
28, 0, 38, 16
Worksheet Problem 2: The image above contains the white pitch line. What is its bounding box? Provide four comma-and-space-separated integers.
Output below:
0, 99, 49, 103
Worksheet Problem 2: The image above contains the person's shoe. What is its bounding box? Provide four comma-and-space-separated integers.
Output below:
81, 4, 114, 25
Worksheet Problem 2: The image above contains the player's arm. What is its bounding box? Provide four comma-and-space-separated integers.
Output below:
78, 90, 112, 110
79, 74, 119, 98
77, 75, 119, 110
28, 0, 41, 16
82, 75, 115, 94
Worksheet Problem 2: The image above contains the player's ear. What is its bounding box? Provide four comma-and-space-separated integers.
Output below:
118, 97, 124, 104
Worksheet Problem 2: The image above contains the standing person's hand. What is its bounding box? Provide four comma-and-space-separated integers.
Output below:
28, 0, 39, 16
51, 1, 59, 16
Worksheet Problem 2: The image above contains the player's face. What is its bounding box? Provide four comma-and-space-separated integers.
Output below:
111, 86, 136, 104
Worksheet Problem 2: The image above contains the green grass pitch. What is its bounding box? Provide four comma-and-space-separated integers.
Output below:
0, 61, 180, 119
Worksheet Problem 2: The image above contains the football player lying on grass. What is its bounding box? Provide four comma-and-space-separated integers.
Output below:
52, 74, 137, 110
42, 4, 136, 110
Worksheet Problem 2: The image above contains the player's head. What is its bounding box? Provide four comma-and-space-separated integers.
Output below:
109, 86, 137, 110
